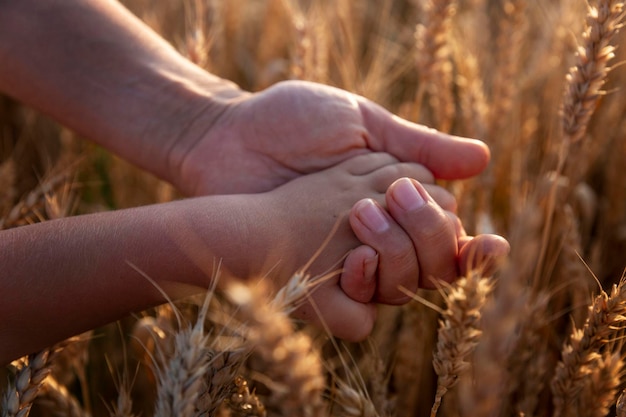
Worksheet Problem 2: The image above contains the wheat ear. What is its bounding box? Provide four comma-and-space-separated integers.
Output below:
332, 380, 379, 417
153, 292, 215, 417
226, 281, 325, 417
551, 277, 626, 417
559, 0, 625, 177
430, 271, 493, 417
1, 350, 51, 417
580, 350, 623, 417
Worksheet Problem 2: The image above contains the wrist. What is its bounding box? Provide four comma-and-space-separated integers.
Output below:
139, 71, 248, 190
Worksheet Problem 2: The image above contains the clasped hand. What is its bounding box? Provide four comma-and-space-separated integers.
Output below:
166, 80, 509, 341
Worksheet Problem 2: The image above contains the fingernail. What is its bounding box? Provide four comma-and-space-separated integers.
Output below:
358, 199, 390, 233
393, 178, 427, 211
363, 254, 379, 284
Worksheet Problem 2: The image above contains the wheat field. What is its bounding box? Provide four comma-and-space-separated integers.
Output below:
2, 0, 626, 416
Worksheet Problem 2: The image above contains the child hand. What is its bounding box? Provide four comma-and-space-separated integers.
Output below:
256, 152, 461, 341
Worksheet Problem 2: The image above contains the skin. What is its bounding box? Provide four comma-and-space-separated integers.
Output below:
0, 0, 510, 364
1, 153, 465, 364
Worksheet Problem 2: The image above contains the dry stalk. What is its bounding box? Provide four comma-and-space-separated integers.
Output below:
430, 271, 493, 417
392, 292, 441, 417
460, 192, 544, 417
506, 292, 551, 416
414, 0, 457, 131
356, 351, 390, 417
0, 169, 74, 230
551, 277, 626, 417
1, 350, 51, 417
183, 0, 212, 69
288, 2, 329, 84
488, 0, 527, 139
226, 281, 325, 417
108, 381, 136, 417
0, 159, 17, 218
36, 376, 90, 417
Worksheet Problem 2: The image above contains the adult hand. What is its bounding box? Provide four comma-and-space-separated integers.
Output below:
172, 80, 490, 196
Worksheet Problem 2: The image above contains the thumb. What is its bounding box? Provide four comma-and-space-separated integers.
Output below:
359, 100, 491, 180
340, 245, 378, 304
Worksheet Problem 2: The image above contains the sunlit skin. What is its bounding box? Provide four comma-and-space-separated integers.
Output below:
0, 0, 509, 365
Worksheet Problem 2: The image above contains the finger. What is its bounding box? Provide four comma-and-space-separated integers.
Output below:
293, 285, 377, 342
423, 185, 457, 213
368, 162, 435, 190
358, 161, 455, 211
341, 152, 400, 175
340, 245, 378, 303
386, 178, 459, 289
349, 198, 419, 305
359, 100, 491, 179
445, 210, 466, 237
458, 234, 510, 277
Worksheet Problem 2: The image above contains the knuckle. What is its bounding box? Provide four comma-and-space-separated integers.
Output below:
415, 212, 454, 244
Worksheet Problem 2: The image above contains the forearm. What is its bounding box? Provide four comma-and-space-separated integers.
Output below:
0, 196, 273, 365
0, 0, 243, 186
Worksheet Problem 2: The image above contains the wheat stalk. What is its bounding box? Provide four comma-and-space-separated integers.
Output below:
414, 0, 457, 130
506, 292, 551, 416
37, 376, 90, 417
393, 294, 441, 417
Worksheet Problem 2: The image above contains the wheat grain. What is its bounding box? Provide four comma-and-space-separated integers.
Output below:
226, 376, 266, 417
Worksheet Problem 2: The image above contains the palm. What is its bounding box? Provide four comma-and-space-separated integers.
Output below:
178, 80, 489, 196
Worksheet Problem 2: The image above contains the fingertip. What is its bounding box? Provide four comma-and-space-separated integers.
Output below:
458, 234, 510, 276
341, 245, 378, 303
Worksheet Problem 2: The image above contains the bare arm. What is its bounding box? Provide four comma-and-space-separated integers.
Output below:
0, 195, 271, 365
0, 0, 243, 187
